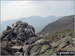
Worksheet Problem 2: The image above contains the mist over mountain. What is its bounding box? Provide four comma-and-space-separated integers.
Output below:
41, 15, 74, 34
1, 16, 58, 33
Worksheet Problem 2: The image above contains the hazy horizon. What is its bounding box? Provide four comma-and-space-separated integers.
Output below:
1, 1, 74, 22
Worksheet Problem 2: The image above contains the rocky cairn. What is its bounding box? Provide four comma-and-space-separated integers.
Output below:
1, 21, 54, 56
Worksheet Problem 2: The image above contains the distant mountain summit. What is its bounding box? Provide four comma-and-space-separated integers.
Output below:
41, 15, 74, 34
1, 16, 58, 33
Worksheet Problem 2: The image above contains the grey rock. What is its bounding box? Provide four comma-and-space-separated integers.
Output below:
14, 52, 23, 56
21, 22, 28, 28
6, 26, 12, 30
11, 39, 17, 45
18, 27, 24, 33
23, 44, 32, 55
1, 29, 13, 41
25, 28, 35, 37
27, 25, 35, 33
12, 21, 22, 28
1, 40, 8, 48
13, 27, 19, 34
30, 44, 42, 55
1, 48, 10, 55
27, 37, 40, 44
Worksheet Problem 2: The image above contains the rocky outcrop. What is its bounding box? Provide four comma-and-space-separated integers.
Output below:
1, 21, 54, 56
1, 21, 36, 45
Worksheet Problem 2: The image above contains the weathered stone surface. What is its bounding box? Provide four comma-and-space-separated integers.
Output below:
23, 39, 52, 56
27, 37, 40, 44
1, 29, 13, 41
11, 46, 23, 53
1, 40, 8, 48
50, 41, 60, 48
61, 44, 75, 51
6, 26, 12, 30
1, 48, 10, 55
55, 42, 68, 52
14, 52, 23, 56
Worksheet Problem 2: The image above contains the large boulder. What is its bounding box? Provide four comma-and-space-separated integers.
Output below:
27, 37, 41, 44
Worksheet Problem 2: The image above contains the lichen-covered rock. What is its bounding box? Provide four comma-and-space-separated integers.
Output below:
23, 39, 55, 56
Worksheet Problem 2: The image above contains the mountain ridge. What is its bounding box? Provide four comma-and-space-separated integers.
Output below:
41, 15, 74, 34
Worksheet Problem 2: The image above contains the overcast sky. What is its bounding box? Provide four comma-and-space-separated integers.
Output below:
1, 1, 74, 22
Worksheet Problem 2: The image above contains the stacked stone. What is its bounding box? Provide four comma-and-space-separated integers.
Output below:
1, 21, 52, 56
1, 21, 36, 45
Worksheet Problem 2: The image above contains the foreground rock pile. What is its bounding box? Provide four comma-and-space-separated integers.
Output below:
40, 33, 75, 52
1, 21, 55, 56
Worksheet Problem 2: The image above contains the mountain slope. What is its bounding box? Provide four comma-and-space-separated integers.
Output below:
41, 15, 74, 34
